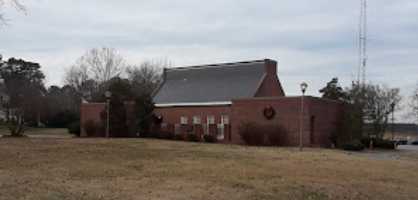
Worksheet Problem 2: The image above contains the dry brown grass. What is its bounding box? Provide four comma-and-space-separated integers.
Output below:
0, 138, 417, 200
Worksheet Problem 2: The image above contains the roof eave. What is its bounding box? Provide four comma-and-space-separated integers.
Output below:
155, 101, 232, 108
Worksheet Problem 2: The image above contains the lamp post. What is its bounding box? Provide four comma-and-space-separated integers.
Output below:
390, 102, 395, 141
299, 82, 308, 151
105, 91, 112, 138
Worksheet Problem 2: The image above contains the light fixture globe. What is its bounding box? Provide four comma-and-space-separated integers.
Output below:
105, 91, 112, 98
300, 82, 308, 94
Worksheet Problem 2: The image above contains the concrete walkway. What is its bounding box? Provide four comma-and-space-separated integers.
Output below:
347, 145, 418, 161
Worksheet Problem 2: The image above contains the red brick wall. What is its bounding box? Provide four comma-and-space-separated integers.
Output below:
307, 98, 344, 147
154, 106, 232, 141
82, 97, 342, 147
255, 59, 285, 97
255, 75, 285, 97
80, 103, 105, 137
154, 106, 231, 124
80, 102, 137, 137
231, 97, 343, 147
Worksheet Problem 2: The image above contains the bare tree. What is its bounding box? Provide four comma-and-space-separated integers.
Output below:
362, 84, 402, 138
81, 47, 125, 84
0, 0, 25, 24
126, 59, 169, 97
64, 47, 126, 100
64, 63, 89, 93
409, 84, 418, 124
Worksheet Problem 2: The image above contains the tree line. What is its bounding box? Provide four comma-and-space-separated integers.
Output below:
0, 48, 166, 137
318, 78, 418, 147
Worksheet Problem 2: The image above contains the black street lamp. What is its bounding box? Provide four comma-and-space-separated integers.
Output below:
300, 82, 308, 151
390, 102, 395, 141
105, 91, 112, 138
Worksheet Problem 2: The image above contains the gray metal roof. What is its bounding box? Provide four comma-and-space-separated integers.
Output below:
153, 60, 267, 104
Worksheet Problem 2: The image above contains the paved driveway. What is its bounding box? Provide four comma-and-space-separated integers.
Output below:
345, 145, 418, 161
398, 145, 418, 151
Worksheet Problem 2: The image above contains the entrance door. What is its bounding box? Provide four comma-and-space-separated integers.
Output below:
310, 116, 315, 145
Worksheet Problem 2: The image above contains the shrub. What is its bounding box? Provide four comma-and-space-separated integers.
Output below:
361, 137, 396, 149
342, 140, 365, 151
265, 125, 287, 146
360, 137, 371, 147
374, 139, 396, 149
158, 131, 175, 140
84, 120, 100, 137
238, 122, 265, 146
174, 134, 184, 141
186, 133, 200, 142
238, 122, 287, 146
139, 131, 156, 138
204, 134, 218, 143
67, 121, 80, 137
48, 111, 78, 128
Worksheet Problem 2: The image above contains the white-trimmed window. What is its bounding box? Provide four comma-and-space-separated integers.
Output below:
217, 124, 225, 140
174, 124, 181, 135
221, 115, 229, 125
207, 116, 215, 125
193, 116, 201, 124
180, 116, 188, 125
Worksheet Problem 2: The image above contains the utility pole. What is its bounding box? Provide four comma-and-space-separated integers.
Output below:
391, 102, 395, 141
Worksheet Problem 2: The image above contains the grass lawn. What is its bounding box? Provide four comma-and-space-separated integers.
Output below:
0, 126, 71, 137
0, 138, 417, 200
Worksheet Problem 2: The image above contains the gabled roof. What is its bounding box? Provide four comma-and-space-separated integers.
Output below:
153, 59, 271, 105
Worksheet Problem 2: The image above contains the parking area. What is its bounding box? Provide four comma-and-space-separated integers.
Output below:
398, 145, 418, 151
347, 145, 418, 161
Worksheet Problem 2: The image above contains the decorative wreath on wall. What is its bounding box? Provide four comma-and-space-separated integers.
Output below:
263, 106, 276, 120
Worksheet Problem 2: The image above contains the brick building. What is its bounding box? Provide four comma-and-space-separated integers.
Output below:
153, 59, 343, 147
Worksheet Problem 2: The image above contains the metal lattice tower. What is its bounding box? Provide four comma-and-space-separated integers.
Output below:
358, 0, 368, 86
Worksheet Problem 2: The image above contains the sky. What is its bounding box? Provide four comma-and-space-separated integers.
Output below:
0, 0, 417, 121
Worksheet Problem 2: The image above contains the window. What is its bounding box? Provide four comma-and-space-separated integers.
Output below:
221, 115, 229, 125
193, 116, 201, 124
174, 124, 181, 135
180, 116, 188, 125
207, 116, 215, 125
217, 124, 225, 140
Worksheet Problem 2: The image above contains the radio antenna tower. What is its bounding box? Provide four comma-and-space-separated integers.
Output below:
358, 0, 368, 86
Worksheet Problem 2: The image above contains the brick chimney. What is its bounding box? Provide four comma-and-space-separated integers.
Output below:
264, 59, 277, 76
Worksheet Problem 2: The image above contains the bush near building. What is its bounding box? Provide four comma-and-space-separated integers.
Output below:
361, 138, 396, 149
203, 135, 217, 143
83, 120, 104, 137
238, 122, 288, 146
342, 140, 365, 151
67, 121, 80, 136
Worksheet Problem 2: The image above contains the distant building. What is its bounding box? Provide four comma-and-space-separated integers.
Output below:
151, 59, 343, 147
80, 59, 345, 147
382, 123, 418, 142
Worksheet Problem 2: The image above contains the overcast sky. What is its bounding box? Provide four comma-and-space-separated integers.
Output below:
1, 0, 417, 121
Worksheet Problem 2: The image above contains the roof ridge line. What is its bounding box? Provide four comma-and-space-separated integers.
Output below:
165, 59, 271, 71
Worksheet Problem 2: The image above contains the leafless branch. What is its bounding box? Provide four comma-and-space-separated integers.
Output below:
127, 58, 169, 96
0, 0, 26, 24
